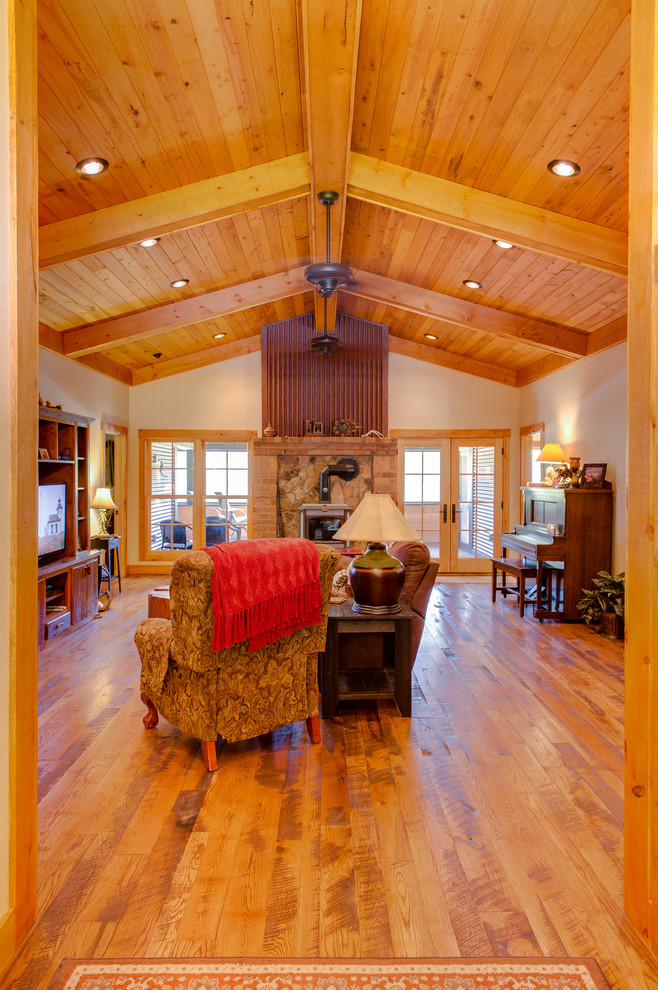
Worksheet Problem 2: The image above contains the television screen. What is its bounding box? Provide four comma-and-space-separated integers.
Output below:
38, 483, 66, 558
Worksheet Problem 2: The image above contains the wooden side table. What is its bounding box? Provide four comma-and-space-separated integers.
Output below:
147, 588, 170, 619
320, 600, 413, 717
90, 534, 122, 593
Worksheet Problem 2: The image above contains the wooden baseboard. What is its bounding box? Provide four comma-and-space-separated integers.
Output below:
126, 563, 172, 576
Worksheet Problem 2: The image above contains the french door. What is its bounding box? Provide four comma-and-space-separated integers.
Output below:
400, 436, 506, 574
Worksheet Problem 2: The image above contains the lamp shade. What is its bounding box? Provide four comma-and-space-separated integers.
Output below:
535, 443, 567, 464
333, 492, 419, 543
90, 487, 118, 511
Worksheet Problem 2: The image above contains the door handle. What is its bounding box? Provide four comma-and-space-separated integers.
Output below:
451, 503, 456, 523
443, 503, 447, 523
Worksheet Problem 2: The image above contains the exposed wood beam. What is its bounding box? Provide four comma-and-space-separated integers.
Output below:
586, 315, 627, 355
515, 354, 576, 387
39, 321, 64, 353
301, 0, 362, 262
345, 269, 587, 357
388, 335, 516, 387
75, 353, 134, 385
39, 154, 311, 269
132, 336, 261, 386
62, 268, 309, 357
348, 153, 628, 277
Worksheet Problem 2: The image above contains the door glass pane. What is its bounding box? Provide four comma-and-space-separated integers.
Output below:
204, 442, 249, 544
149, 441, 194, 550
457, 444, 495, 560
403, 446, 440, 558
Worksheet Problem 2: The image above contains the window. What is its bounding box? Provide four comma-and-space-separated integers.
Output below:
140, 431, 254, 558
520, 424, 545, 490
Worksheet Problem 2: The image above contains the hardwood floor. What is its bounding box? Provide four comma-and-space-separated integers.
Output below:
2, 577, 657, 990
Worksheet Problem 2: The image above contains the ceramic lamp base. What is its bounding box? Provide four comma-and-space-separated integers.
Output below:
348, 542, 405, 615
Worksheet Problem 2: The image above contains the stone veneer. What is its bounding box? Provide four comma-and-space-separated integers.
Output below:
252, 436, 398, 539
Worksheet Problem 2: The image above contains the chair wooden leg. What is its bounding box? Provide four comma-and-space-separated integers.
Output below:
306, 714, 321, 744
201, 740, 219, 771
141, 692, 159, 729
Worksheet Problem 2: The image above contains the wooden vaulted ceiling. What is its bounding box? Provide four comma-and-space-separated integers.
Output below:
37, 0, 630, 388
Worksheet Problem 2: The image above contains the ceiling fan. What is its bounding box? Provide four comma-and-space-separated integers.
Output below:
305, 191, 355, 355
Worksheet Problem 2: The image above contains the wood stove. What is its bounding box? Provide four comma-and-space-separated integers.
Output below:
299, 503, 350, 545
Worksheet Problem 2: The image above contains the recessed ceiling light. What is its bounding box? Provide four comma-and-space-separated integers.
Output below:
493, 238, 514, 250
213, 332, 226, 339
169, 278, 189, 288
140, 237, 160, 248
75, 157, 109, 176
424, 333, 437, 340
463, 278, 483, 289
547, 159, 580, 177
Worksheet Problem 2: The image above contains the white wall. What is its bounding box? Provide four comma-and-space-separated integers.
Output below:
388, 353, 522, 517
519, 343, 627, 572
127, 351, 262, 564
39, 349, 130, 507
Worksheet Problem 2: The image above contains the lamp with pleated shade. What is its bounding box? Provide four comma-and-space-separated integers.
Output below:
332, 492, 419, 614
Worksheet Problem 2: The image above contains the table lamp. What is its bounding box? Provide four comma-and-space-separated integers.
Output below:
536, 442, 568, 485
332, 492, 419, 614
90, 487, 118, 536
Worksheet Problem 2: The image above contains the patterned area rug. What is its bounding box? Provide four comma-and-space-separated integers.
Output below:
50, 957, 611, 990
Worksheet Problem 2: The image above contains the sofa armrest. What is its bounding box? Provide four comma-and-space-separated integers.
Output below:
135, 618, 174, 692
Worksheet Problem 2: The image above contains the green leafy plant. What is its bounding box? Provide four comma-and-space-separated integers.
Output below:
576, 570, 625, 625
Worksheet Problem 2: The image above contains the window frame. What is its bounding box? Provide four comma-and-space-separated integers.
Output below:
139, 429, 256, 560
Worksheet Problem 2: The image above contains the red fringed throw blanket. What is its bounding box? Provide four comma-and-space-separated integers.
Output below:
202, 538, 322, 652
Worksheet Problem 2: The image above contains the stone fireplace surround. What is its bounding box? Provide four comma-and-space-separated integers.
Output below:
252, 436, 398, 540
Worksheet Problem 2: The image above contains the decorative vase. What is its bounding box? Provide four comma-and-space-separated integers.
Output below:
263, 422, 277, 438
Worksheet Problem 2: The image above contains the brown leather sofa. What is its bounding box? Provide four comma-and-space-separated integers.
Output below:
334, 540, 438, 668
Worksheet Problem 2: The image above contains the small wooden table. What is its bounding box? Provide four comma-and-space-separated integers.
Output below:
147, 588, 170, 619
90, 534, 122, 593
320, 599, 413, 717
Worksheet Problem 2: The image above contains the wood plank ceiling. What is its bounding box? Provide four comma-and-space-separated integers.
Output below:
37, 0, 630, 387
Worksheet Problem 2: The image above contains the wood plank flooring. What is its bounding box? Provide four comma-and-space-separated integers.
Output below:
2, 576, 658, 990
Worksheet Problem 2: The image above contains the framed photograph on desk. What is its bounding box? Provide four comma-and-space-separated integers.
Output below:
582, 462, 607, 489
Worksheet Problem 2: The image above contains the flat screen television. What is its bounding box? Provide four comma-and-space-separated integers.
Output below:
38, 483, 66, 559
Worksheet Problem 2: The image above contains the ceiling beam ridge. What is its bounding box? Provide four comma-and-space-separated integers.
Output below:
62, 267, 310, 357
388, 335, 516, 387
346, 269, 588, 357
302, 0, 363, 266
131, 335, 261, 386
39, 153, 311, 269
347, 153, 628, 277
586, 315, 627, 354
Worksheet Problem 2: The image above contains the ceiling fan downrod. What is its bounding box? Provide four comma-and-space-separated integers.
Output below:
304, 190, 353, 297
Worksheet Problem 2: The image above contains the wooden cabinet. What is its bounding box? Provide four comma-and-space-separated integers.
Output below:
38, 553, 99, 647
71, 558, 99, 624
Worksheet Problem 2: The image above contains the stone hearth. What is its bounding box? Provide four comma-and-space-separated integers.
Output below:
252, 436, 398, 539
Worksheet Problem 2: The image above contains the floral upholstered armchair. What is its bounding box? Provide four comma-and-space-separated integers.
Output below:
134, 541, 339, 771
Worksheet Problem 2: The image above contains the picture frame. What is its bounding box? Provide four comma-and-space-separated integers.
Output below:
312, 420, 323, 434
38, 447, 50, 460
581, 462, 607, 489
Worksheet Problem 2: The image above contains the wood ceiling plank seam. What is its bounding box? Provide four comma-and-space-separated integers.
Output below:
349, 0, 387, 156
100, 0, 205, 189
79, 252, 166, 314
543, 272, 625, 325
403, 219, 452, 288
384, 219, 424, 282
344, 199, 379, 272
207, 222, 248, 287
215, 1, 277, 165
184, 1, 253, 171
174, 218, 246, 290
363, 0, 418, 164
243, 208, 281, 277
347, 153, 627, 275
434, 0, 553, 185
121, 240, 200, 306
105, 246, 172, 304
472, 0, 612, 191
492, 4, 630, 202
416, 0, 509, 177
36, 34, 161, 210
260, 203, 292, 276
41, 262, 128, 320
181, 225, 235, 288
239, 0, 293, 163
39, 153, 311, 268
267, 0, 306, 159
373, 0, 446, 169
422, 227, 488, 292
505, 17, 631, 208
60, 0, 187, 195
290, 196, 312, 252
275, 201, 306, 273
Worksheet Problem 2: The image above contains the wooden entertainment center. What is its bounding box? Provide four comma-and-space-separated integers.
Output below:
37, 406, 99, 648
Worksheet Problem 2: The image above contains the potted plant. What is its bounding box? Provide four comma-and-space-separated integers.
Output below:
576, 570, 625, 638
